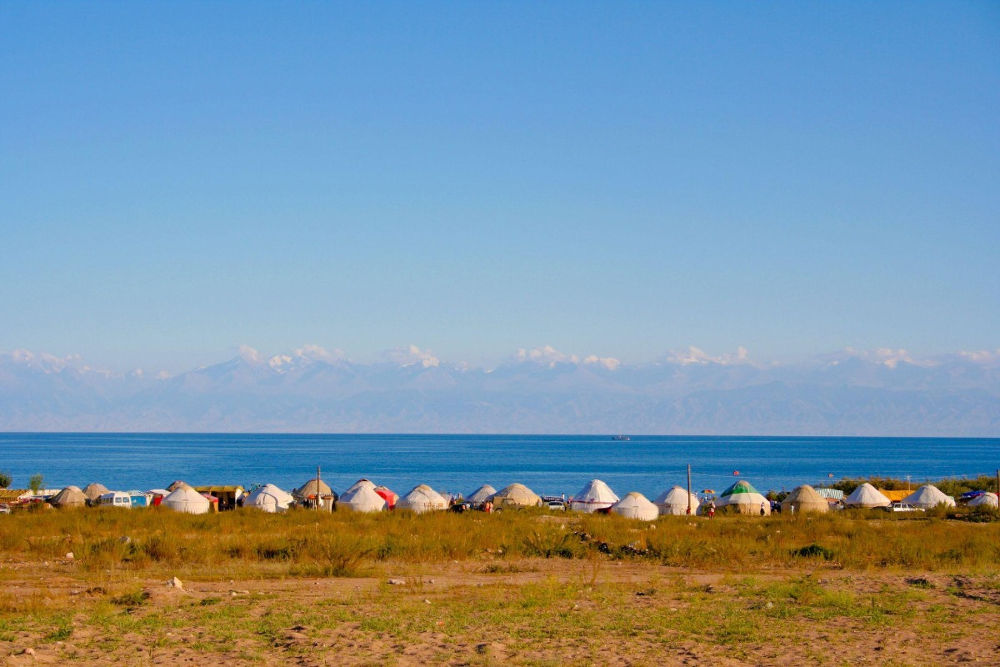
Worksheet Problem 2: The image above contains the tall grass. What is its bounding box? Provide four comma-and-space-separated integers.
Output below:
1, 505, 998, 578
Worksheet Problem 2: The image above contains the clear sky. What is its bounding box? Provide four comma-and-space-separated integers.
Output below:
2, 2, 998, 372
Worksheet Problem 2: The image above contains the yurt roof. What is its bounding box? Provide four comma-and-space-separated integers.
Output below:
969, 492, 998, 508
720, 480, 761, 497
572, 479, 619, 504
466, 484, 497, 504
339, 485, 387, 512
245, 484, 294, 505
51, 485, 87, 506
654, 485, 699, 505
296, 478, 333, 498
344, 478, 376, 495
781, 485, 829, 512
843, 483, 891, 507
492, 483, 541, 506
903, 484, 955, 508
82, 482, 110, 500
166, 480, 190, 492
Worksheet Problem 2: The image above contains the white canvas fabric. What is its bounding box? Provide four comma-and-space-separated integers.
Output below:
968, 492, 998, 508
244, 484, 294, 513
466, 484, 496, 505
611, 492, 659, 521
398, 484, 448, 513
490, 483, 542, 508
903, 484, 956, 509
339, 484, 387, 513
570, 479, 619, 513
654, 486, 700, 516
716, 480, 771, 516
342, 479, 376, 496
162, 486, 211, 514
843, 483, 891, 508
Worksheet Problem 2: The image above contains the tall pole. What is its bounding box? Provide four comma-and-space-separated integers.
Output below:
996, 469, 999, 496
316, 465, 321, 512
686, 464, 692, 515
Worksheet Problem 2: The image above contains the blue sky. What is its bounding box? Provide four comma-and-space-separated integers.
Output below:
2, 2, 998, 372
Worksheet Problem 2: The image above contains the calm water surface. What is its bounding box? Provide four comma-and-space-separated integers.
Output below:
1, 433, 997, 498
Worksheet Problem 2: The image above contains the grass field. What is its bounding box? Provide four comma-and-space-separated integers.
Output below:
2, 506, 999, 664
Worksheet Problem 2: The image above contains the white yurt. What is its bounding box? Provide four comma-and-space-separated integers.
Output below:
843, 483, 891, 508
781, 485, 830, 514
968, 492, 999, 508
466, 484, 497, 506
903, 484, 956, 509
716, 480, 771, 516
161, 486, 211, 514
570, 479, 619, 513
397, 484, 448, 513
490, 483, 542, 508
339, 484, 387, 513
243, 484, 294, 513
342, 478, 376, 496
654, 485, 700, 516
611, 492, 659, 521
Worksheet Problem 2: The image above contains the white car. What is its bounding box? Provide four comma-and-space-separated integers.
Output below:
882, 501, 925, 513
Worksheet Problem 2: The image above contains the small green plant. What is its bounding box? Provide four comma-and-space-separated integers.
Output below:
0, 471, 11, 489
28, 473, 44, 494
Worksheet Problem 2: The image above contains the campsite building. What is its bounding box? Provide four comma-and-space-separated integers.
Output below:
611, 491, 659, 521
570, 479, 619, 513
716, 480, 770, 515
654, 485, 700, 516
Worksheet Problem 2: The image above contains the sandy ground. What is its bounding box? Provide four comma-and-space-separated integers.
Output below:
2, 556, 999, 665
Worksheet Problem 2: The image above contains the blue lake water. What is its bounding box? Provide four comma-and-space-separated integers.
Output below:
0, 433, 997, 498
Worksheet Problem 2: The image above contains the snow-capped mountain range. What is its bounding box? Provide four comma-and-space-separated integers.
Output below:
1, 346, 997, 435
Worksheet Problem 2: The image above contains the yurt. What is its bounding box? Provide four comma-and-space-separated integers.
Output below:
570, 479, 619, 513
343, 479, 376, 496
490, 483, 542, 508
161, 486, 211, 514
373, 485, 398, 509
781, 485, 830, 514
654, 486, 700, 516
294, 478, 336, 511
167, 480, 189, 492
968, 492, 999, 508
611, 492, 659, 521
717, 480, 771, 516
903, 484, 956, 509
243, 484, 294, 513
82, 482, 110, 505
397, 484, 448, 513
843, 483, 891, 508
339, 484, 387, 513
49, 485, 87, 509
466, 484, 496, 507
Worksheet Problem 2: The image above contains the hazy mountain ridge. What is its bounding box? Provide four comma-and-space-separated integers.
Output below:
0, 348, 997, 435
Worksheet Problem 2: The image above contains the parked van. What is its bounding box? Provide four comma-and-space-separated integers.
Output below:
98, 491, 133, 509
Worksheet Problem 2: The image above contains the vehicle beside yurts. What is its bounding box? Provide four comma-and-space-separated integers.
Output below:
243, 484, 295, 513
397, 484, 448, 513
716, 480, 770, 515
654, 486, 700, 516
781, 485, 829, 514
610, 492, 659, 521
570, 479, 619, 513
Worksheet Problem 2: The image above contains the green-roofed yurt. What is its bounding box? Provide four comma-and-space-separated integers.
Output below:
716, 480, 770, 516
780, 485, 829, 514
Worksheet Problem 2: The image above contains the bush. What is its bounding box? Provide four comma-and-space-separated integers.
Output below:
0, 471, 11, 489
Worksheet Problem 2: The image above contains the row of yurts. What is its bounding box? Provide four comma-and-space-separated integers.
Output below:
44, 476, 998, 518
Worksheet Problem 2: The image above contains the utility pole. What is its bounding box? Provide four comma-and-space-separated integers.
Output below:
316, 465, 321, 512
686, 464, 692, 515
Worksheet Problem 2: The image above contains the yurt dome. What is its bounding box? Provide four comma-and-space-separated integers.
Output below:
50, 485, 87, 508
373, 485, 398, 509
466, 484, 497, 506
717, 480, 771, 516
843, 483, 891, 508
342, 479, 376, 496
295, 478, 333, 500
490, 483, 542, 508
611, 492, 659, 521
903, 484, 956, 509
166, 480, 190, 492
397, 484, 448, 513
162, 486, 211, 514
654, 486, 700, 516
968, 492, 998, 508
570, 479, 619, 513
781, 485, 830, 514
339, 485, 387, 513
244, 484, 294, 513
82, 482, 110, 504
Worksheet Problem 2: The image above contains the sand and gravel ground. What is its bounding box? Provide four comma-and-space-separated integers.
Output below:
3, 556, 1000, 665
